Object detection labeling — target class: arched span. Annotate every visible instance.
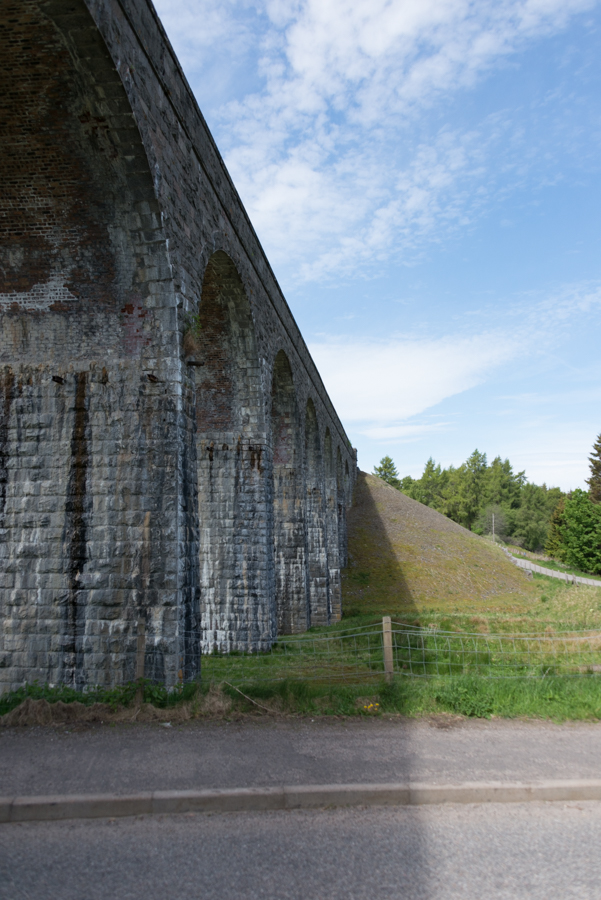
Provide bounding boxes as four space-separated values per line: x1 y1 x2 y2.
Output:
194 251 272 652
271 351 308 634
324 429 342 621
337 446 348 570
305 399 330 626
0 0 356 692
0 0 187 690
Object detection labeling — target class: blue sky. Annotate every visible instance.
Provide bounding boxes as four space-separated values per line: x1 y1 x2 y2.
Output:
154 0 601 490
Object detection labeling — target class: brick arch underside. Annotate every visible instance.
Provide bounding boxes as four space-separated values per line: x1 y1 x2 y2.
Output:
195 252 273 652
0 0 187 693
304 400 330 626
271 351 309 635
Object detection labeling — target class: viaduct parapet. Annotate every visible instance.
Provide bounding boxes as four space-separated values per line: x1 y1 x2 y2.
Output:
0 0 356 692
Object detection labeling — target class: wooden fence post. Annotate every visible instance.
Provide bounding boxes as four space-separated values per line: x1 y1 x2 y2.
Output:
382 616 394 682
136 620 146 703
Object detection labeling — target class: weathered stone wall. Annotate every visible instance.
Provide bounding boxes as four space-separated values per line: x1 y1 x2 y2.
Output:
0 0 356 692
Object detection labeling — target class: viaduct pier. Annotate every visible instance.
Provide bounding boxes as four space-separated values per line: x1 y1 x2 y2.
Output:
0 0 356 692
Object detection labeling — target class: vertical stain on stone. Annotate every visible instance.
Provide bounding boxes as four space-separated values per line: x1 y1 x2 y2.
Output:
181 427 200 682
64 371 89 687
249 444 264 474
0 369 14 521
141 510 151 597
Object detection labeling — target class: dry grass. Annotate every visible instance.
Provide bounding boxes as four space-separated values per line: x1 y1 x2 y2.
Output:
343 472 539 618
0 687 237 727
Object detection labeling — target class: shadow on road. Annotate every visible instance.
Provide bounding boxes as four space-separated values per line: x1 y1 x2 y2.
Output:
341 470 431 894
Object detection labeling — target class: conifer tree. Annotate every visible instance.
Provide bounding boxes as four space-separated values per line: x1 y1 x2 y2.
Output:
545 497 566 560
458 449 488 531
560 489 601 574
587 433 601 503
373 456 400 489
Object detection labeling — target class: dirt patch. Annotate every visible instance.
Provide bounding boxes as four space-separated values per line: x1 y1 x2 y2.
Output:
426 713 466 730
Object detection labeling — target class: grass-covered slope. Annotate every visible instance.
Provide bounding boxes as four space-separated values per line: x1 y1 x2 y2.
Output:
343 471 538 617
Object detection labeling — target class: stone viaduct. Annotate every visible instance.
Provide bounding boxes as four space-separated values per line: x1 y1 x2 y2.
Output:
0 0 356 692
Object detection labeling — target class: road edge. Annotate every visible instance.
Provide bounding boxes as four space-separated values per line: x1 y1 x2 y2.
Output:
2 780 601 823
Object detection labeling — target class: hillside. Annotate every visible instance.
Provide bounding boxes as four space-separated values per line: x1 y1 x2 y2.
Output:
343 472 538 617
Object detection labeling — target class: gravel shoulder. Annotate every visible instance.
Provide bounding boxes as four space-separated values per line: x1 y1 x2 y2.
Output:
2 716 601 798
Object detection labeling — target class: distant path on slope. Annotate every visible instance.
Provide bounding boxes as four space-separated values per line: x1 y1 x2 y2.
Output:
502 548 601 587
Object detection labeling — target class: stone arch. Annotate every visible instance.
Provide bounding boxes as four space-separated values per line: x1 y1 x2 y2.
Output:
304 400 329 626
0 0 172 338
324 429 342 621
194 251 271 651
0 0 186 689
271 351 308 634
337 446 348 570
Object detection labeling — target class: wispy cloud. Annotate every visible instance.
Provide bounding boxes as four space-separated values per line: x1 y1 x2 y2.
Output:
309 331 519 424
154 0 264 103
309 275 601 439
154 0 600 281
157 0 597 280
361 421 452 441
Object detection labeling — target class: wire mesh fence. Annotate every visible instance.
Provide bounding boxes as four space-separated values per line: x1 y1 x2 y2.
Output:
201 623 387 686
390 622 601 679
199 620 601 685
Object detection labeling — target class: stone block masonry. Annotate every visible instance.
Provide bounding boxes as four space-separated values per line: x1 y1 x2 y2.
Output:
0 0 356 691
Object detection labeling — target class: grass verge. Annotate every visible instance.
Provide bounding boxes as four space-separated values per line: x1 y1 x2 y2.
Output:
3 673 601 723
0 678 198 718
226 673 601 721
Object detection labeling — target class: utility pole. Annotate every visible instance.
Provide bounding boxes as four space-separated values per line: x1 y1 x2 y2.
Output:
492 512 495 543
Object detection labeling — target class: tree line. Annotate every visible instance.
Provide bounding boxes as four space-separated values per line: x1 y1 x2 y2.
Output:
373 434 601 573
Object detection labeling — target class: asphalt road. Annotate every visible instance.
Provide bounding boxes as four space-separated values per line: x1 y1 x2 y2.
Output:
3 717 601 796
2 801 601 899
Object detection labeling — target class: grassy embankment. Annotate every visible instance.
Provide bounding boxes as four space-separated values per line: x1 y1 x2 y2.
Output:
210 472 601 718
3 472 601 722
342 472 601 632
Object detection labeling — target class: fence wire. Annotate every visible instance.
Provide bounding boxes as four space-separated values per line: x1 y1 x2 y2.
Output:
201 623 386 686
389 623 601 679
198 622 601 685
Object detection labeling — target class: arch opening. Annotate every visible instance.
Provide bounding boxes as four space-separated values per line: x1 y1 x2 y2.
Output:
305 400 330 626
324 430 342 621
195 251 271 652
337 446 348 570
270 351 308 634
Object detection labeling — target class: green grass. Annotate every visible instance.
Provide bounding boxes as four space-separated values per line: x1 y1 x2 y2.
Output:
5 476 601 724
0 678 199 718
219 673 601 721
343 473 540 618
4 665 601 722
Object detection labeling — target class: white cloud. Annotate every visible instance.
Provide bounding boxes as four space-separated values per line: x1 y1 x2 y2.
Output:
309 332 519 424
154 0 264 103
155 0 599 281
361 421 451 441
490 431 597 489
207 0 596 279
